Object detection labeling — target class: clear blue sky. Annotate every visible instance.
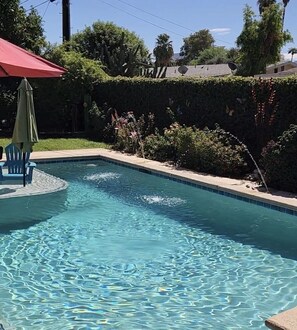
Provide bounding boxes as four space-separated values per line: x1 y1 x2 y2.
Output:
22 0 297 58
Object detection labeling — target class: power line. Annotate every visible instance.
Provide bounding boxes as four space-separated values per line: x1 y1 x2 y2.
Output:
41 0 51 19
115 0 194 33
99 0 185 38
25 0 50 12
20 0 30 5
112 0 232 46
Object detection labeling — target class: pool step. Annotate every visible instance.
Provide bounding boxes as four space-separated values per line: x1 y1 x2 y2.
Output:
265 306 297 329
0 320 15 330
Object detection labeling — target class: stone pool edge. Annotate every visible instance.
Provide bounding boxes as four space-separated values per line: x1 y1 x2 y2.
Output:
30 148 297 215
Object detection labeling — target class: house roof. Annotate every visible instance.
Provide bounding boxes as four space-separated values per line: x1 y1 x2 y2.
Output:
165 64 231 78
255 67 297 78
266 61 297 69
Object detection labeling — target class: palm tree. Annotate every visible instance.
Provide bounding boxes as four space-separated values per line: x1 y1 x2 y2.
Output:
153 34 174 78
288 47 297 61
153 33 174 67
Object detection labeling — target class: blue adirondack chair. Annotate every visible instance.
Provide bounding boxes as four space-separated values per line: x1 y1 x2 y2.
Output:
0 144 36 184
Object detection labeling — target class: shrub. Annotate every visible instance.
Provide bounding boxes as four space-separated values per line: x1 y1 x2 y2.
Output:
174 125 247 177
143 124 247 177
111 111 154 156
261 125 297 192
87 102 106 140
143 131 176 162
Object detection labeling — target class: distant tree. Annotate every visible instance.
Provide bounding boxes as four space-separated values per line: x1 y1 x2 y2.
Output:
194 46 229 64
257 0 290 29
227 47 240 62
236 4 292 76
257 0 276 14
288 47 297 61
180 29 214 63
0 0 46 128
0 0 46 54
70 21 149 77
153 34 174 66
152 33 174 78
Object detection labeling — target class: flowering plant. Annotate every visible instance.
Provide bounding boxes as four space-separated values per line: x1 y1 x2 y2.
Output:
111 110 145 157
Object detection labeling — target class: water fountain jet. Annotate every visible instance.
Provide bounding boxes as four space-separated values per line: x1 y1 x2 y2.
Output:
221 130 269 193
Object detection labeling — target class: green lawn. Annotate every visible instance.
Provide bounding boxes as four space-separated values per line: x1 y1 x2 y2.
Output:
0 138 111 151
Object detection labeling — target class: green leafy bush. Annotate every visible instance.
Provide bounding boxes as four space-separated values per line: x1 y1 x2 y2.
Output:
143 124 247 177
174 125 247 177
261 125 297 192
143 131 176 162
87 102 115 142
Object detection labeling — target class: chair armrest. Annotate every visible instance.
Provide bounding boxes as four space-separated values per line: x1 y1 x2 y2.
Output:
0 161 5 178
27 162 36 168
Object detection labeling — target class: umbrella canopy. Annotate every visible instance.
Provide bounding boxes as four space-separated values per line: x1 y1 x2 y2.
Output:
12 78 38 153
0 38 66 186
0 37 66 77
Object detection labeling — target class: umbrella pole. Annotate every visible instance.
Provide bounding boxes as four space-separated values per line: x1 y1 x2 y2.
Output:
23 152 26 187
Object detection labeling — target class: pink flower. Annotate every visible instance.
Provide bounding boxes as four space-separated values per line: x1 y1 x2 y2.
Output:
130 131 137 138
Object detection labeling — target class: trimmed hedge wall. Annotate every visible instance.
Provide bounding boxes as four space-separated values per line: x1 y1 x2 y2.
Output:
92 76 297 155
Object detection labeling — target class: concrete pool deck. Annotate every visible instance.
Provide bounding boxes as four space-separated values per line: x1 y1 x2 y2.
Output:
1 147 297 330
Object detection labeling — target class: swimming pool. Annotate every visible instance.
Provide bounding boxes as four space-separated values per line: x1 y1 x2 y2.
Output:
0 159 296 329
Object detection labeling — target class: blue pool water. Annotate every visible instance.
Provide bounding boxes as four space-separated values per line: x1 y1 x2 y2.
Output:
0 160 297 329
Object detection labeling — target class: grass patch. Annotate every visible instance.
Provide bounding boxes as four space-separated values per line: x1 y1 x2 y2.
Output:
0 138 111 151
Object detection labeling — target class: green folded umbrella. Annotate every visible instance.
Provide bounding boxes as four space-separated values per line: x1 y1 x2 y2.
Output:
12 78 39 153
12 78 39 186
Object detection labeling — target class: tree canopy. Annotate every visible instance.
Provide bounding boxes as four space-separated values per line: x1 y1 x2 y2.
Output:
257 0 276 14
150 33 174 78
70 21 149 77
153 33 174 66
236 4 292 76
44 45 108 102
0 0 46 54
258 0 291 28
193 46 229 65
180 29 214 63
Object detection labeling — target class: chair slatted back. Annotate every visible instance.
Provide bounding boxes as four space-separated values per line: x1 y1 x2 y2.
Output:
5 144 30 174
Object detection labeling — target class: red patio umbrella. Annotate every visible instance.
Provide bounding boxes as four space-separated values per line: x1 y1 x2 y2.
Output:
0 37 66 77
0 37 67 186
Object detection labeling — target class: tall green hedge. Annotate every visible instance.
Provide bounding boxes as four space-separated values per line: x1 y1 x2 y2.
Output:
92 76 297 155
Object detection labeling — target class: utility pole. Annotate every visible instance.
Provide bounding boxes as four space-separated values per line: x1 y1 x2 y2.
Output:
62 0 71 42
49 0 70 43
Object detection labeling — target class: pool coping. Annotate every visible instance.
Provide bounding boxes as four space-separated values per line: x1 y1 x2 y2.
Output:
28 148 297 216
265 306 297 330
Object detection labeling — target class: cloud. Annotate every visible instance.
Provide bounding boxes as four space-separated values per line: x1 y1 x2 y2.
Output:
210 28 231 35
282 53 292 61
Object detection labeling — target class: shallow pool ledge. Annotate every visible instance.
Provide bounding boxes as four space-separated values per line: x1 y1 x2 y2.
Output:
0 168 68 199
265 306 297 330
